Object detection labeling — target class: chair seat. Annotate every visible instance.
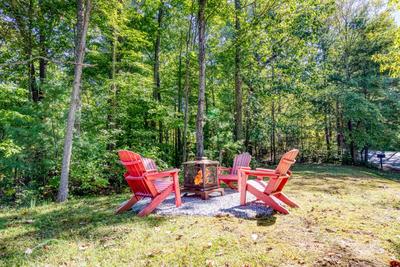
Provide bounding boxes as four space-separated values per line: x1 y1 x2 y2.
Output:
247 179 268 191
153 179 173 193
218 174 239 181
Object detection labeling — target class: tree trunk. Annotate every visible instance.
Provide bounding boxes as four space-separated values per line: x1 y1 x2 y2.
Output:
39 32 47 83
106 20 118 152
364 145 368 164
154 1 164 144
270 64 276 164
57 0 91 202
335 100 342 157
175 31 184 165
234 0 243 141
38 0 46 100
196 0 207 159
347 119 355 164
182 11 194 162
324 114 331 159
271 99 276 163
27 0 40 102
244 85 253 151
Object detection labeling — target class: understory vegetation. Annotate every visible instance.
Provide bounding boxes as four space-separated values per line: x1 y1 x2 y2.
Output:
1 0 400 203
1 165 399 266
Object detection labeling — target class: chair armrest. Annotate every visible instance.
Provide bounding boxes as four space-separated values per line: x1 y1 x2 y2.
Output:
218 167 232 174
238 167 251 170
239 169 279 178
145 169 180 180
255 168 275 172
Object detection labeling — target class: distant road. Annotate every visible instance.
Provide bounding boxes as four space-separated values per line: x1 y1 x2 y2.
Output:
368 151 400 171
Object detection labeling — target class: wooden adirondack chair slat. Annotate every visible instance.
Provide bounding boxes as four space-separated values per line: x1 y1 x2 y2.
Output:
239 149 299 214
218 152 252 190
142 157 158 172
116 150 181 216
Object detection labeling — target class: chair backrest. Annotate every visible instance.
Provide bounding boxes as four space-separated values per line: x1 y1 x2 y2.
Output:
118 150 157 197
142 157 158 172
275 149 299 175
231 152 252 175
265 149 299 194
119 150 147 177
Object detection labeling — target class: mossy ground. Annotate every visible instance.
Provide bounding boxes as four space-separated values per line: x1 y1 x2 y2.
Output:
1 165 399 266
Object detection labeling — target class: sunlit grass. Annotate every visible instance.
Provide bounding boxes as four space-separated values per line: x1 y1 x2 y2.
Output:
1 165 399 266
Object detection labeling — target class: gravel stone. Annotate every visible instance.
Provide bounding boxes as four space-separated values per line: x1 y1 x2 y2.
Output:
129 189 274 218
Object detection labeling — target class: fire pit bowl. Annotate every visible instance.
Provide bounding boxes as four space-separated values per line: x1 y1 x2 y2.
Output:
183 157 224 200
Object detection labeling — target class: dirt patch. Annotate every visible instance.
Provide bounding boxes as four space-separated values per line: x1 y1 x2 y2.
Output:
313 245 378 267
313 242 381 267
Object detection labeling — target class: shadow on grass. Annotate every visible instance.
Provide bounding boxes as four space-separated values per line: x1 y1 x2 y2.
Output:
293 164 400 182
0 195 167 262
255 215 277 226
391 239 400 259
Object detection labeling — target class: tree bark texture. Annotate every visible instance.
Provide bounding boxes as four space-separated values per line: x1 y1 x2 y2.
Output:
57 0 91 202
182 11 194 163
234 0 243 141
196 0 207 159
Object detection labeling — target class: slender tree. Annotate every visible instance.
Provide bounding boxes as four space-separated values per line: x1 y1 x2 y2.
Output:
57 0 91 202
234 0 243 141
154 1 164 144
182 9 195 162
196 0 206 159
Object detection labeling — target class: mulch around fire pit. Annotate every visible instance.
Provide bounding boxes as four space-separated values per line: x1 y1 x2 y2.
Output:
130 189 274 218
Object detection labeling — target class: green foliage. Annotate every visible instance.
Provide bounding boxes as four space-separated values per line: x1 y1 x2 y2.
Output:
0 0 399 203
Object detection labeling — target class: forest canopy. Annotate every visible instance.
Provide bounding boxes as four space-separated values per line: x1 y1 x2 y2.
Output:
0 0 399 204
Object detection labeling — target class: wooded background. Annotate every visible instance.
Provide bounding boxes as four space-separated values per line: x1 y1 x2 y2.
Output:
1 0 399 204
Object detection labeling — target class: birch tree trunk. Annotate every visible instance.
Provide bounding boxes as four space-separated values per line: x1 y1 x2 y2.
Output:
57 0 91 202
196 0 206 159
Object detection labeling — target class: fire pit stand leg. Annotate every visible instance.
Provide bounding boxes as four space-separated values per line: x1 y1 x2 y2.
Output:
183 187 225 200
200 188 224 200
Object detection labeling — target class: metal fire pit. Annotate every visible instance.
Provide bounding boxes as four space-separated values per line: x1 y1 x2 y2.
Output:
183 157 224 200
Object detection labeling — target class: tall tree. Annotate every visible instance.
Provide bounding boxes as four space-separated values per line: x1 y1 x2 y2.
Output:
154 1 164 144
182 9 195 162
234 0 243 142
196 0 206 159
57 0 91 202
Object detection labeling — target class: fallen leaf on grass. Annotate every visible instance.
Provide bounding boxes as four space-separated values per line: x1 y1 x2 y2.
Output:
78 244 89 251
216 251 224 256
205 259 215 266
251 234 258 241
146 249 162 257
102 242 115 248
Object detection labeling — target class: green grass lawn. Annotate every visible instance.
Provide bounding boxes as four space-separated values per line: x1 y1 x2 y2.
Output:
1 165 399 266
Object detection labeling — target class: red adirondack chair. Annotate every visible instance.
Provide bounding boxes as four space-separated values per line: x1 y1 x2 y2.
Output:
218 152 252 190
116 150 182 216
141 157 158 172
239 149 299 214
